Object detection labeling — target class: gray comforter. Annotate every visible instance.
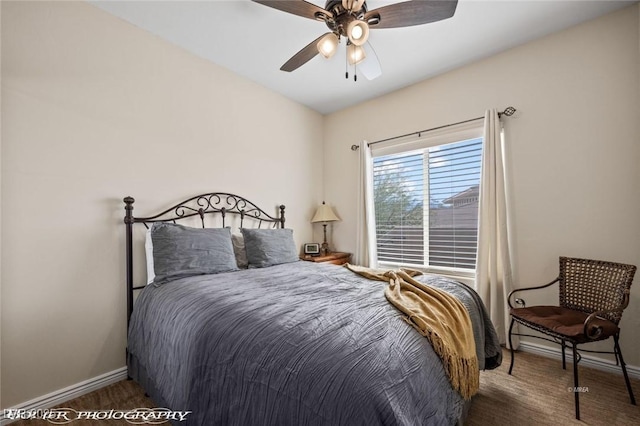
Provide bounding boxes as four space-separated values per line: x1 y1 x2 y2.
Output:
127 261 501 426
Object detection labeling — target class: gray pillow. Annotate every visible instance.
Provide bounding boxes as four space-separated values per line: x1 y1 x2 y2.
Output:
151 223 238 285
241 228 299 268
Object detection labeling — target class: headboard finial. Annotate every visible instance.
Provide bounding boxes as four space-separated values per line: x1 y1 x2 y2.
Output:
124 197 135 224
279 205 286 228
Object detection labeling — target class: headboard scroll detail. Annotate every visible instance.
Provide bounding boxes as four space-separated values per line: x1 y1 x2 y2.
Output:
123 192 285 229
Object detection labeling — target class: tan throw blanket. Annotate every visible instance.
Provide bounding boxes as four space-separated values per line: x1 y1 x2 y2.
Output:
345 264 479 400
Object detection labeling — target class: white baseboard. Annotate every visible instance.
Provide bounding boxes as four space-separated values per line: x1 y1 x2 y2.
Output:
0 367 128 425
517 341 640 379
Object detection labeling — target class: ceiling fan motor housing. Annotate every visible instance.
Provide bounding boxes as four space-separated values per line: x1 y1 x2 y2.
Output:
324 0 369 38
326 0 368 15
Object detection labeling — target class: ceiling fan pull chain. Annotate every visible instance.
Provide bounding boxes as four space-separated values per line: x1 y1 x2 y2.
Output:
345 48 349 79
354 59 358 82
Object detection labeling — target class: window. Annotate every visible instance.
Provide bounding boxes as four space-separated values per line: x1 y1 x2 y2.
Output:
372 134 483 272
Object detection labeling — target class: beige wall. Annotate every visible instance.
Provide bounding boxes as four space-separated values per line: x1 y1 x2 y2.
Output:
0 1 323 407
324 4 640 366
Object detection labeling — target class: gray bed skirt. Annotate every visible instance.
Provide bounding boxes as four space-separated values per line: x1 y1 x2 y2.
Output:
128 352 474 426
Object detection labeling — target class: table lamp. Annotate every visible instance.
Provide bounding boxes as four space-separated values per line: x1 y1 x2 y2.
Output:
311 201 340 256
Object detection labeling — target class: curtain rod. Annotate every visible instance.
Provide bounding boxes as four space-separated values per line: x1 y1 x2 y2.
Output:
350 106 516 151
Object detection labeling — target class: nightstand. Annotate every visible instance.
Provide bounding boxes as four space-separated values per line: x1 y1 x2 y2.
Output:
301 252 352 266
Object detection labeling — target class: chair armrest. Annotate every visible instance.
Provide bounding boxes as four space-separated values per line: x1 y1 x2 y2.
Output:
507 278 559 309
583 289 631 340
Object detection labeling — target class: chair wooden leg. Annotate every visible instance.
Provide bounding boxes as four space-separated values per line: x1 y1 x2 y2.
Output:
561 339 566 370
508 318 516 375
572 342 580 420
614 334 637 405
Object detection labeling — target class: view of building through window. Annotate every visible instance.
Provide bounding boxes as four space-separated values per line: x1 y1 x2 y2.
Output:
373 137 483 270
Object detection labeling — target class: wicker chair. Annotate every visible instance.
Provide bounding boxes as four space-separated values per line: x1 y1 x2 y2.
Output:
507 256 636 420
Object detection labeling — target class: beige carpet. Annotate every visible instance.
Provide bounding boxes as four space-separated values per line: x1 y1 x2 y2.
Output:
7 382 154 426
9 349 640 425
467 349 639 425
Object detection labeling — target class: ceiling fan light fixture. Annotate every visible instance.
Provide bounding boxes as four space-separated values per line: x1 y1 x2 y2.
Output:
347 43 366 65
317 33 339 59
347 20 369 46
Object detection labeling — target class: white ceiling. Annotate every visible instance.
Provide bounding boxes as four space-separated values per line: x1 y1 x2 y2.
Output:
90 0 636 114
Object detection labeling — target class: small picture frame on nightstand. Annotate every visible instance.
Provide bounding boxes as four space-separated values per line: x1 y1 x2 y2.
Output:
303 243 320 257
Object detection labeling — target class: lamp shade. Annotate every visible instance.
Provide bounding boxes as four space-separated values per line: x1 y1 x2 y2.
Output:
311 202 340 223
342 0 365 13
347 20 369 46
347 44 366 65
317 33 339 59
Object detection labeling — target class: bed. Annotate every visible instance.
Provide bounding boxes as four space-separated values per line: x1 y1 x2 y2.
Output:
123 193 502 426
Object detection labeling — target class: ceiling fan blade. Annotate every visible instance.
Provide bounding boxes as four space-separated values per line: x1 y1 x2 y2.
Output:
252 0 332 21
365 0 458 29
359 42 382 80
280 33 329 72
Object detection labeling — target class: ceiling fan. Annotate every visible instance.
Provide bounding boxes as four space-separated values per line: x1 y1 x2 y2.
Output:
252 0 458 81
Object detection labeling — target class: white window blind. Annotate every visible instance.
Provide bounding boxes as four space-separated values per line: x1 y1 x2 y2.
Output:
372 136 483 271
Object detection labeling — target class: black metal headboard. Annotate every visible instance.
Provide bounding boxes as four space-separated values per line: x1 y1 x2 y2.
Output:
123 193 285 328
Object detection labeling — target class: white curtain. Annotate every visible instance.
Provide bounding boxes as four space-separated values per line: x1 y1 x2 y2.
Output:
475 109 516 347
355 140 377 267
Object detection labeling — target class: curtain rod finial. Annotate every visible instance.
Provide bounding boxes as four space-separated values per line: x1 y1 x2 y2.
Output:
502 106 516 116
351 144 360 151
